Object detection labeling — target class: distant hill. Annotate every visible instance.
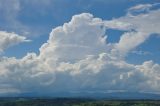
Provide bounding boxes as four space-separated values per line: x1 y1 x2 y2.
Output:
1 91 160 100
0 97 160 106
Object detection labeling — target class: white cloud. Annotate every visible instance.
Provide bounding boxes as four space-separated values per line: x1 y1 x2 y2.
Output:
0 53 55 93
103 8 160 57
128 4 152 13
39 13 107 63
0 4 160 96
0 31 30 53
127 3 160 15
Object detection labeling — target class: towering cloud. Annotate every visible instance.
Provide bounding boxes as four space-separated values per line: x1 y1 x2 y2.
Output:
0 4 160 96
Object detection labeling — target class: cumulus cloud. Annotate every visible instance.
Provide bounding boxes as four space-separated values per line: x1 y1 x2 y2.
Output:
0 31 30 53
0 4 160 96
39 13 107 62
0 53 55 94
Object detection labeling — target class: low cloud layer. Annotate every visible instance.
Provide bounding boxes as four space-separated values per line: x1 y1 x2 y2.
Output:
0 4 160 96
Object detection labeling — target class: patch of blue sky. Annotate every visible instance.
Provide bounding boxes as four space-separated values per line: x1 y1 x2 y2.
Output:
3 35 48 58
127 34 160 64
106 29 125 43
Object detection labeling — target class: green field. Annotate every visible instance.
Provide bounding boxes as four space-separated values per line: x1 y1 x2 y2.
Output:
0 98 160 106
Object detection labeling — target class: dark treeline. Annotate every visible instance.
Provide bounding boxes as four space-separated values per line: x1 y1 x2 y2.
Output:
0 98 160 106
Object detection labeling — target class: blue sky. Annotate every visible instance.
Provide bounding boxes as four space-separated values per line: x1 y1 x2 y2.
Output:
2 0 160 61
0 0 160 96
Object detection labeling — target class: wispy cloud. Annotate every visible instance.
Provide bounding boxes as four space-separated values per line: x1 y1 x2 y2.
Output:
0 31 30 53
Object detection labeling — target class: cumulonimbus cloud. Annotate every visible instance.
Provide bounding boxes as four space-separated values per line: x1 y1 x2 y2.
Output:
0 4 160 96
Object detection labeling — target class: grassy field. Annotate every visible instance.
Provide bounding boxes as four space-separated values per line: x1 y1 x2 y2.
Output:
0 98 159 106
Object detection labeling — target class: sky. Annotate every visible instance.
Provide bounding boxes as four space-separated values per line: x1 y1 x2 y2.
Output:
0 0 160 96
